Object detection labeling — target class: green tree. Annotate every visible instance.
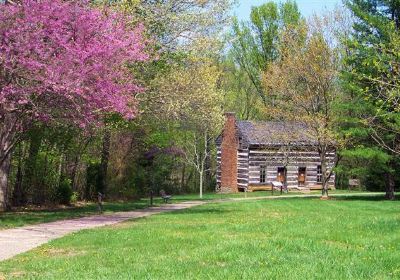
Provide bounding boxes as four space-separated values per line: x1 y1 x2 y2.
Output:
220 56 265 120
263 15 344 198
151 57 224 198
114 0 232 197
228 1 302 107
343 0 400 199
116 0 232 53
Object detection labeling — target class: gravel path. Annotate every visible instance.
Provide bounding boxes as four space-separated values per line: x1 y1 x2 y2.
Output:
0 201 205 262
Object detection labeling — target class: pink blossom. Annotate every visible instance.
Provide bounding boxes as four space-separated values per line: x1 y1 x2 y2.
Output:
0 0 149 126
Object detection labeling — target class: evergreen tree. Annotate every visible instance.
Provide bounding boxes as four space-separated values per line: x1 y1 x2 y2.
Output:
343 0 400 199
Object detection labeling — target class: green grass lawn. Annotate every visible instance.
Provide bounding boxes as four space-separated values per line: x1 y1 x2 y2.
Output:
0 190 379 230
0 196 399 279
172 189 379 201
0 190 385 230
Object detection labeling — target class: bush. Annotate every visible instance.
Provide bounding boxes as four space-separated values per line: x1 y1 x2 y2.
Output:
70 191 79 204
56 179 73 205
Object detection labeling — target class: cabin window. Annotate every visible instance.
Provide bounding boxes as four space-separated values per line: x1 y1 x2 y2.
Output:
260 165 266 183
317 165 322 183
298 167 306 186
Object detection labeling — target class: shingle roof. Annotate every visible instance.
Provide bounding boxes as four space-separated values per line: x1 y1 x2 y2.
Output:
237 121 317 146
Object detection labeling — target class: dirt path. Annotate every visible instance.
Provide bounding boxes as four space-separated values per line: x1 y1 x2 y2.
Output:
0 201 205 262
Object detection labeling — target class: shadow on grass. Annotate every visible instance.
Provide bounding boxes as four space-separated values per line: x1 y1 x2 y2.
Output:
103 202 149 212
163 206 231 215
166 197 214 202
0 200 150 229
334 195 398 202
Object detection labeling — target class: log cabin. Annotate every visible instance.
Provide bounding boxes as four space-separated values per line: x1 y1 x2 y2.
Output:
216 113 336 192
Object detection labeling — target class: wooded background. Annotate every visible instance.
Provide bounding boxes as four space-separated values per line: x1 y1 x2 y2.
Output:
1 0 399 210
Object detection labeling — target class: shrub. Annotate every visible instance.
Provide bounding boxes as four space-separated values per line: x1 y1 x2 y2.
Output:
70 192 79 204
56 179 73 205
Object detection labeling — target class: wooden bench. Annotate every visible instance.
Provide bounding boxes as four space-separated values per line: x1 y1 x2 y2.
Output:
247 183 273 192
160 190 172 203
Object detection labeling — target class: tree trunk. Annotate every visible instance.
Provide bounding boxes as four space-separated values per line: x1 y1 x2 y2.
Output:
0 113 19 211
205 138 212 191
0 152 11 211
72 137 91 196
71 154 80 192
12 143 26 206
385 161 396 200
25 128 43 204
320 152 329 198
199 170 203 199
180 163 186 192
98 130 111 194
57 152 64 186
385 173 395 200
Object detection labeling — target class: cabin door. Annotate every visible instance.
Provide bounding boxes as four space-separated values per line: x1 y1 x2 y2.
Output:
277 167 287 184
298 167 306 187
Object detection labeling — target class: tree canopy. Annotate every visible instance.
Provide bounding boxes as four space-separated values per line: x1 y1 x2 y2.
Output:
343 0 400 198
0 0 149 210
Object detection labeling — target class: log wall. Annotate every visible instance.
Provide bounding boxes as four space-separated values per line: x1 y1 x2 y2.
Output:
248 149 335 188
217 146 336 190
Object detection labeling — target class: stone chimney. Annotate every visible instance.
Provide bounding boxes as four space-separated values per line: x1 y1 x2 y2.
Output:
220 112 238 193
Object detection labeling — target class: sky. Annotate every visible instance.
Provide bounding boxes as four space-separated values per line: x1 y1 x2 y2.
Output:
234 0 344 21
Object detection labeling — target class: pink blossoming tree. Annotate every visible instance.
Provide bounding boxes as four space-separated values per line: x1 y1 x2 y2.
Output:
0 0 148 210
